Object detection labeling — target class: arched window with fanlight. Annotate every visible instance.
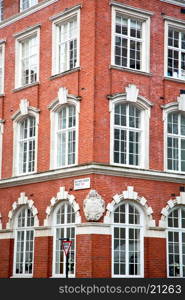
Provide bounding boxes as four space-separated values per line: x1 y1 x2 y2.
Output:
53 202 76 277
13 206 35 277
167 206 185 277
112 201 144 277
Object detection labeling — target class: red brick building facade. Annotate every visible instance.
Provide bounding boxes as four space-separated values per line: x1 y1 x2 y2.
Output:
0 0 185 278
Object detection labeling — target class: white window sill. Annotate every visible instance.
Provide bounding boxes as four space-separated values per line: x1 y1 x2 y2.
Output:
13 171 37 178
13 81 40 93
11 275 33 278
110 65 152 77
164 76 185 83
165 168 185 175
111 162 146 170
50 67 80 80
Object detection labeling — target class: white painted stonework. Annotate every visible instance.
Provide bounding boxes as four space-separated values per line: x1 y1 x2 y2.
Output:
58 87 68 105
83 190 105 221
44 186 81 226
159 192 185 228
177 94 185 111
6 192 39 229
19 99 29 115
104 186 156 227
125 84 139 102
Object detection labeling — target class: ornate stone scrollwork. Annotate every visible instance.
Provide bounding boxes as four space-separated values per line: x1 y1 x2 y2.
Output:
83 190 105 221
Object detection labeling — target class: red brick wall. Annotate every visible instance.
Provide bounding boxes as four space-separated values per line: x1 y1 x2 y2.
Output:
0 238 14 278
33 236 53 278
144 237 167 278
76 234 111 278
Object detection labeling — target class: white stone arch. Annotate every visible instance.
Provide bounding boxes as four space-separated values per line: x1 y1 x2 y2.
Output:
159 192 185 228
104 186 156 227
6 192 39 229
44 186 81 226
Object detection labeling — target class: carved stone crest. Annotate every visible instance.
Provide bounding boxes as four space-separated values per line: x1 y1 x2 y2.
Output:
83 190 105 221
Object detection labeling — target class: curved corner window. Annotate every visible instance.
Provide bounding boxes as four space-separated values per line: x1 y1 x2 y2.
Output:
53 202 76 277
13 207 34 276
112 202 144 277
167 112 185 172
167 207 185 277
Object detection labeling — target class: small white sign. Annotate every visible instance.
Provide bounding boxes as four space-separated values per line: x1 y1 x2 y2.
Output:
74 178 90 190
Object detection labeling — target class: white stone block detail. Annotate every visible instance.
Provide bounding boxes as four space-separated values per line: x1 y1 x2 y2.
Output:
73 203 80 213
28 200 34 208
146 207 153 215
50 197 56 206
159 220 166 229
178 94 185 111
107 203 114 212
123 191 128 199
32 207 38 216
176 196 181 204
167 200 175 208
140 197 147 206
19 99 29 115
8 211 13 219
46 206 51 215
113 194 121 204
68 195 75 204
125 84 139 102
58 87 68 104
180 192 185 203
104 215 111 224
161 207 168 216
148 219 156 227
12 202 17 210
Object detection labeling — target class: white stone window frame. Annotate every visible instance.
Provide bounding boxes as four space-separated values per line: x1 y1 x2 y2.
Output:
111 200 145 278
51 8 80 76
20 0 38 12
164 18 185 81
111 5 151 73
159 192 185 278
49 88 80 170
104 186 156 278
109 85 152 169
6 192 39 278
0 41 5 95
44 186 81 278
13 205 35 278
52 201 76 278
166 206 185 278
12 101 40 177
15 26 40 89
162 98 185 173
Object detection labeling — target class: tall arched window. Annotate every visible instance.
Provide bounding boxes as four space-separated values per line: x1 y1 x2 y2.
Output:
167 112 185 172
167 207 185 277
113 103 141 166
53 202 76 277
18 116 36 174
112 202 144 277
56 105 76 167
13 206 34 277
